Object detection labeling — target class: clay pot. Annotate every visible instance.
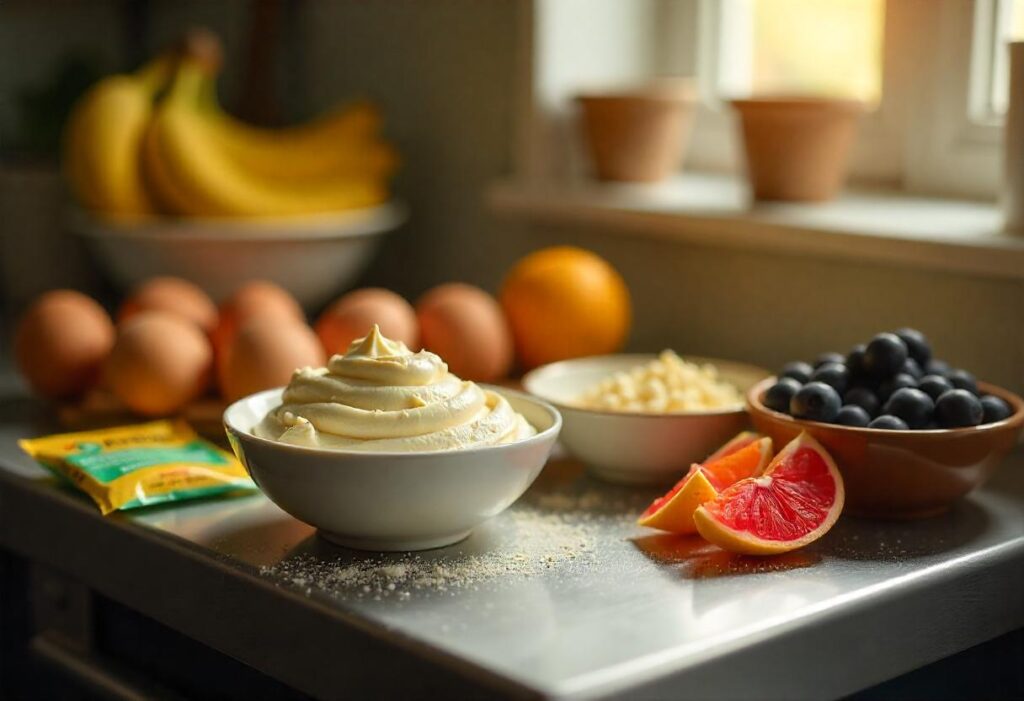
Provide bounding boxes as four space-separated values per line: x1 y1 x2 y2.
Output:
730 97 864 202
576 81 695 183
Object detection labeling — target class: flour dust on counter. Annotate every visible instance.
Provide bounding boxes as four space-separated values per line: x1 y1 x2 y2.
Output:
262 509 595 600
260 472 652 601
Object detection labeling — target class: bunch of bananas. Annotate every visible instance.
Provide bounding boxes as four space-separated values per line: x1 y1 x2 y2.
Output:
63 34 396 219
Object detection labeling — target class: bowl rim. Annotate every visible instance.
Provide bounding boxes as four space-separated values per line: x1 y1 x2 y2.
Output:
747 376 1024 435
67 201 408 242
223 384 563 458
522 353 771 419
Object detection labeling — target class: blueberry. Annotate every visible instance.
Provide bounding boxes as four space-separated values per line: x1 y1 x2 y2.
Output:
882 387 934 429
810 362 849 394
948 369 978 395
878 373 917 402
864 333 908 378
844 386 880 417
980 395 1013 424
900 358 923 380
918 374 954 402
814 352 846 369
869 415 909 430
925 359 951 378
834 405 871 427
934 389 983 428
846 344 868 380
895 328 932 366
780 361 814 384
790 382 842 423
764 377 802 413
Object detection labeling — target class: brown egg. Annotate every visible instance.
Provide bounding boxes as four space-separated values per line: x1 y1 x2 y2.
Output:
221 317 326 403
118 276 218 333
14 290 115 399
106 312 213 416
315 288 418 356
416 283 513 382
212 280 305 356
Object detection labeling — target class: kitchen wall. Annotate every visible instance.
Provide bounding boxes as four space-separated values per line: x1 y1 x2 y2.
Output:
297 0 522 297
1 0 1020 393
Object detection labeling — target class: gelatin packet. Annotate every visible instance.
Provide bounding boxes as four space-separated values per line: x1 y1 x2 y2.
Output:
19 420 256 514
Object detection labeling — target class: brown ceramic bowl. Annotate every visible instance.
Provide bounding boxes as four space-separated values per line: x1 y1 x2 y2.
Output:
747 377 1024 519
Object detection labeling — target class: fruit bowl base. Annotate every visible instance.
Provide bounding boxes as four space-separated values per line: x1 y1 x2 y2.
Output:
318 528 473 552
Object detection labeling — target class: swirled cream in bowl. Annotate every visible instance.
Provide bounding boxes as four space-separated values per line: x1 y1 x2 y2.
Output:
225 326 560 551
256 325 535 451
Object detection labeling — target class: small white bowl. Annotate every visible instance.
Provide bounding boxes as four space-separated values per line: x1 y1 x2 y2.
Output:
523 354 769 485
223 386 561 551
69 202 406 308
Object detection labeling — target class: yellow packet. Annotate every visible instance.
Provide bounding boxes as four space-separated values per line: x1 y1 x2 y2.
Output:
19 420 256 514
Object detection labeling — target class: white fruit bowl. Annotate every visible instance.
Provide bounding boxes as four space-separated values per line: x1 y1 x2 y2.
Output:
223 386 561 552
523 354 770 485
69 202 406 308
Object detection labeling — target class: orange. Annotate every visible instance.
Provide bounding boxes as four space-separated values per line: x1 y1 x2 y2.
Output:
638 435 773 534
694 433 845 555
500 246 630 369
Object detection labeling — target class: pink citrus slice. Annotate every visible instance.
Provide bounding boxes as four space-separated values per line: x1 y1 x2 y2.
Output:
693 432 845 555
638 435 773 534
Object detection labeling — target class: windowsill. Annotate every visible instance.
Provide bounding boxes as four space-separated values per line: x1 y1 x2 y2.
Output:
487 173 1024 280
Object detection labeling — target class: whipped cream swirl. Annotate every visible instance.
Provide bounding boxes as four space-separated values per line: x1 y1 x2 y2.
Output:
255 325 535 452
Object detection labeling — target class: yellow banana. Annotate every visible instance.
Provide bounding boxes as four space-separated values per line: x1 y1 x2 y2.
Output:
143 60 387 217
195 75 399 182
63 57 172 217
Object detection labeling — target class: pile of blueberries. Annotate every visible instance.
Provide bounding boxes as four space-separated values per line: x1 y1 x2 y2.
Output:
763 329 1014 430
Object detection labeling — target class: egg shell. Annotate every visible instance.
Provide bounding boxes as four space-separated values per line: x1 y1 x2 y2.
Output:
118 276 218 333
106 311 213 416
212 280 305 355
221 317 326 403
315 288 418 356
212 281 306 380
15 290 115 400
416 283 513 382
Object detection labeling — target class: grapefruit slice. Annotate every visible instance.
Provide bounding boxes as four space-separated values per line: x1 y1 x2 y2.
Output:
693 432 844 555
638 435 773 534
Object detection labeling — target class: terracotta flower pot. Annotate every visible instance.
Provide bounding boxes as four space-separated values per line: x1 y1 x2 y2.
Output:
730 97 864 202
576 81 695 183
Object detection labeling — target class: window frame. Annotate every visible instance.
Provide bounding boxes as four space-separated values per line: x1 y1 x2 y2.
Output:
515 0 1007 200
675 0 1009 198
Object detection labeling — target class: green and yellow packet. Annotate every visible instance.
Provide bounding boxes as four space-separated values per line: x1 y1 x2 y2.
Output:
19 420 256 514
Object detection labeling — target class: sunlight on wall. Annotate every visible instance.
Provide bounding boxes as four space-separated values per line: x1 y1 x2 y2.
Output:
1012 0 1024 37
750 0 884 103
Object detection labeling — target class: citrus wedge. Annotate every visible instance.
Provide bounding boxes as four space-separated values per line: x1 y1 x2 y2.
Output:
693 432 845 555
705 430 760 463
638 435 773 534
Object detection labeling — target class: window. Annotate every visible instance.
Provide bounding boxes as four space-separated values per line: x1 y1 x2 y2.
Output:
684 0 900 185
716 0 885 104
976 0 1024 119
686 0 1013 197
519 0 1013 200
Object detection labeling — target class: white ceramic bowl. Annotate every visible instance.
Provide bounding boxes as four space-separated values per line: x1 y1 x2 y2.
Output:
69 203 406 308
223 386 561 551
522 354 770 485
